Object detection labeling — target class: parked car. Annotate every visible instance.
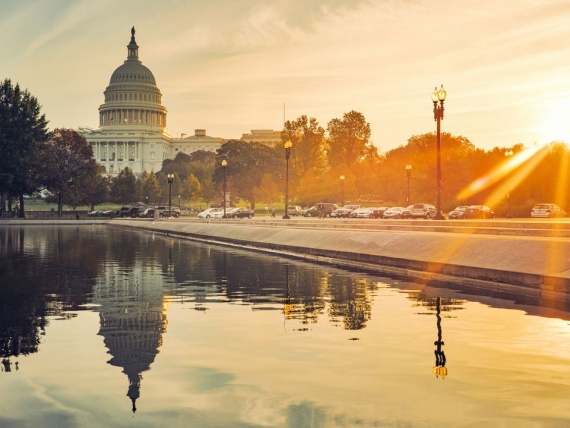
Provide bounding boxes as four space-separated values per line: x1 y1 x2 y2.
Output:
371 207 388 218
401 205 414 219
198 208 222 218
155 206 181 218
287 205 302 216
410 203 437 219
464 205 495 219
87 210 102 217
383 207 406 219
116 206 132 217
302 203 338 217
530 203 566 218
227 207 255 219
448 206 469 219
130 206 148 218
331 205 360 218
350 207 376 218
101 209 115 217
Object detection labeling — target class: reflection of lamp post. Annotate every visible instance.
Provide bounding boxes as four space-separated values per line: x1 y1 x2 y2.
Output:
432 85 447 220
405 164 412 205
222 159 227 218
433 297 447 379
505 150 513 219
283 140 293 219
167 173 174 217
340 175 345 206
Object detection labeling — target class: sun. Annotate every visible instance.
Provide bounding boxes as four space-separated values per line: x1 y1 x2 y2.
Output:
540 98 570 144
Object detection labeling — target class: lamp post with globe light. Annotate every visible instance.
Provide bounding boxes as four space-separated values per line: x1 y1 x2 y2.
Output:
283 140 293 219
405 164 412 205
221 160 228 218
167 173 174 217
505 149 513 218
432 85 447 220
340 175 345 206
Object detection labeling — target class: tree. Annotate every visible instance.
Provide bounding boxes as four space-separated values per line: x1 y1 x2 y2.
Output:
40 128 104 216
326 110 371 168
110 167 137 205
181 173 201 202
138 170 162 204
214 140 284 209
0 79 49 217
282 115 325 178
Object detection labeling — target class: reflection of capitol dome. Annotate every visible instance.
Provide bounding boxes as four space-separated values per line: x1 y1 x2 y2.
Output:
94 263 168 413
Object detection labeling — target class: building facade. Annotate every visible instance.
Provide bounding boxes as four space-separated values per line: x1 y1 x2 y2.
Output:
81 28 223 176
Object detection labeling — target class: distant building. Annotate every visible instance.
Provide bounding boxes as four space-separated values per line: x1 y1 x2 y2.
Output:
80 28 223 176
241 129 282 148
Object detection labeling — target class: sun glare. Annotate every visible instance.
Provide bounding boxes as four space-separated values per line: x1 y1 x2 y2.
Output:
540 98 570 144
457 145 549 206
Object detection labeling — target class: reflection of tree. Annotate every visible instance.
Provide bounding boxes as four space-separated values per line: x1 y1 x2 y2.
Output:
0 227 100 371
327 277 375 330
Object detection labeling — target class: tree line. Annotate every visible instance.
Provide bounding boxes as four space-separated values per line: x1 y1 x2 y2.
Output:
1 78 568 217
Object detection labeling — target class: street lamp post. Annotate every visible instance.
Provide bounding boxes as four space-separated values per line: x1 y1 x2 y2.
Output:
340 175 345 206
167 173 174 217
283 140 293 219
178 195 181 210
405 164 412 205
222 159 227 218
505 149 513 218
432 85 447 220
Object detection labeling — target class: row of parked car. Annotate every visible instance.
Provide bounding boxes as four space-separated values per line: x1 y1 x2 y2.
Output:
87 205 181 218
197 207 255 219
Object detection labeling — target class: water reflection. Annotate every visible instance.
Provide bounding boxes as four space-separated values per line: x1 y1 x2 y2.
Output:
433 297 447 379
3 226 570 426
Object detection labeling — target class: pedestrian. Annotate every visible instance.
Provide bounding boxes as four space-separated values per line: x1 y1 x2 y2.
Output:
318 203 325 219
76 213 80 220
271 206 276 217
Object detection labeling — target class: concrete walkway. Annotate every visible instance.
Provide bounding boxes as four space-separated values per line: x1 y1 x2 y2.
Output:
104 217 570 300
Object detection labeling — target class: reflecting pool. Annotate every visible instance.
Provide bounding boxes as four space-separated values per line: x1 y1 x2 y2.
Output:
1 225 570 427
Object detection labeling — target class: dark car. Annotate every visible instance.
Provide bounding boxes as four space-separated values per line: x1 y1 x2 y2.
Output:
371 207 388 218
302 203 338 218
464 205 495 219
448 206 469 219
401 205 414 219
228 207 255 219
116 206 132 217
331 205 360 218
129 206 148 218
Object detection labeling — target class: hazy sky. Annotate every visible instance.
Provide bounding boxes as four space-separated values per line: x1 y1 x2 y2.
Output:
2 0 570 152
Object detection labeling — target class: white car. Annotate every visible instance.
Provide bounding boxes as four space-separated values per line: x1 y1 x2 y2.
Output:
349 207 376 218
197 208 222 218
530 204 566 218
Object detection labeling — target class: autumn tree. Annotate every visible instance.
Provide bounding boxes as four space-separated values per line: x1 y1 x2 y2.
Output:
0 79 49 216
282 115 325 178
138 170 162 204
326 110 371 168
40 128 104 215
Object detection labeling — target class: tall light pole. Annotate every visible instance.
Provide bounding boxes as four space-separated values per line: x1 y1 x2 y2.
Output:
283 140 293 219
432 85 447 220
221 159 227 218
340 175 345 206
167 173 174 217
178 195 181 210
405 164 412 205
505 149 513 218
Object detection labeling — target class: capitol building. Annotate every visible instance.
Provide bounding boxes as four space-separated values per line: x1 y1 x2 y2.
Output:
80 28 227 176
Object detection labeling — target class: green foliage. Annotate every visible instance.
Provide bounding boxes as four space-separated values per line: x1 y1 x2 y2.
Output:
40 128 104 214
110 167 137 205
0 79 49 216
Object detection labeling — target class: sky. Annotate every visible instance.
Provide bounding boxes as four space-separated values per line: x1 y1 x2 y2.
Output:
2 0 570 153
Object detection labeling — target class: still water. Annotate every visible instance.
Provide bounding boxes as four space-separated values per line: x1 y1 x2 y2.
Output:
1 225 570 427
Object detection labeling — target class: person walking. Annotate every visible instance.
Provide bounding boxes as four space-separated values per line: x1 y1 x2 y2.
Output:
271 206 276 217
